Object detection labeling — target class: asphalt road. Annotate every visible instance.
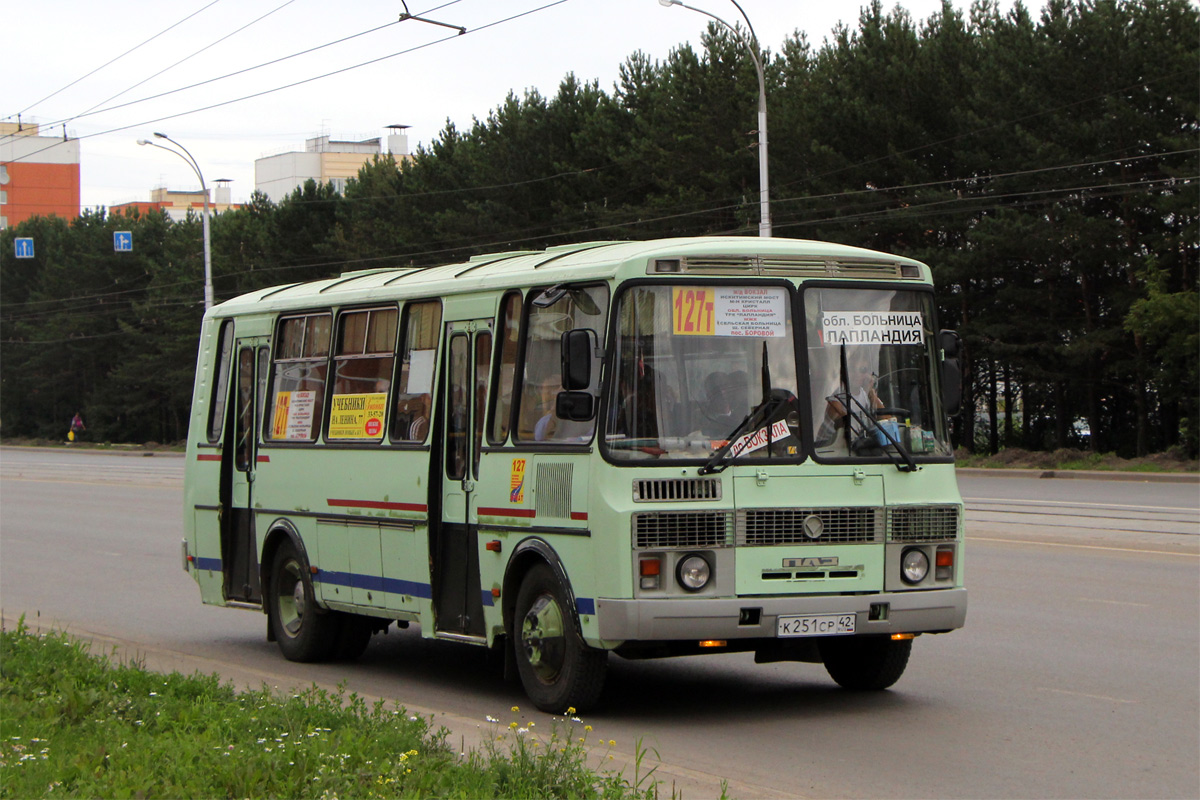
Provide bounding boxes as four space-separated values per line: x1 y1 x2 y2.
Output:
1 448 1197 798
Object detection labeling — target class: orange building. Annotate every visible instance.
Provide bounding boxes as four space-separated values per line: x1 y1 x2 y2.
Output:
110 182 241 222
0 122 80 230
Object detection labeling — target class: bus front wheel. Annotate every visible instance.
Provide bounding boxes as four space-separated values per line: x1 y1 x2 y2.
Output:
269 542 338 662
819 635 911 690
513 563 607 713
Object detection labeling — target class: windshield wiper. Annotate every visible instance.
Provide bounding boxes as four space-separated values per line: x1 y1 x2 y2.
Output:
837 344 918 472
698 388 792 475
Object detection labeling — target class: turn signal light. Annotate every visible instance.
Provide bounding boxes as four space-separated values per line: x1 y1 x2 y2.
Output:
892 633 915 641
640 557 661 590
699 640 727 648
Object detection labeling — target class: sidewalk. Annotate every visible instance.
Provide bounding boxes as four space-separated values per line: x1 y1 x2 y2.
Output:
956 467 1198 483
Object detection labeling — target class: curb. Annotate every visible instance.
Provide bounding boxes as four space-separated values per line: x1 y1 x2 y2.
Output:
956 467 1198 483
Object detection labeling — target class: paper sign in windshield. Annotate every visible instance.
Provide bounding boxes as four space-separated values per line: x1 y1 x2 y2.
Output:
327 392 387 439
672 287 787 337
272 390 317 440
728 419 791 457
821 311 923 346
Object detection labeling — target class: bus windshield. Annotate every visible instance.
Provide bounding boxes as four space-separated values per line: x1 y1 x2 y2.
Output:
804 286 953 461
605 284 801 461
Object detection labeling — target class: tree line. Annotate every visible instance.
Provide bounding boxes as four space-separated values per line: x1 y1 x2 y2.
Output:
2 0 1195 455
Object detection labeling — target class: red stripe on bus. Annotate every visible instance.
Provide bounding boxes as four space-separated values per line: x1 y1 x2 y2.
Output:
196 454 222 462
327 498 428 512
257 455 270 463
570 512 588 521
478 507 537 519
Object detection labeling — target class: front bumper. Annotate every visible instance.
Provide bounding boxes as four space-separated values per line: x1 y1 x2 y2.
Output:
597 587 966 641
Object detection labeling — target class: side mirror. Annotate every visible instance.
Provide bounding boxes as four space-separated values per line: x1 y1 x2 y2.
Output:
561 329 595 391
556 390 595 421
938 329 963 416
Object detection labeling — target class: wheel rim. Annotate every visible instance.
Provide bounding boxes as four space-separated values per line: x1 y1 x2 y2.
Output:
276 559 305 639
521 593 566 684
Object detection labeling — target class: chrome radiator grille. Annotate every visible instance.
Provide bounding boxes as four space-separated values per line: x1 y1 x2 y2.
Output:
886 505 960 542
633 511 733 549
633 477 722 502
736 508 884 545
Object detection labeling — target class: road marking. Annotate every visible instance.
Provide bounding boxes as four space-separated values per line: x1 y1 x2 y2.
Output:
1078 597 1153 608
967 535 1199 557
1037 687 1135 705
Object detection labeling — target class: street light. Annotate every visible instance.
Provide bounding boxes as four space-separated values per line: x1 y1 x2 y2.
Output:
659 0 771 237
137 132 214 309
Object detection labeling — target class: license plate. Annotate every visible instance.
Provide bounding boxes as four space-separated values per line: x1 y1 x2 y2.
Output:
777 613 856 637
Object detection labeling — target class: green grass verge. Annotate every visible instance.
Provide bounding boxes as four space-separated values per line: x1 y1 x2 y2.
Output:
0 619 671 799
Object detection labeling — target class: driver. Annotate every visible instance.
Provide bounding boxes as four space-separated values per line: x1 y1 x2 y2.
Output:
816 359 884 446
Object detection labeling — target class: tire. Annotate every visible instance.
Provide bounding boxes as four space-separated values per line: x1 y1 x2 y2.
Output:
332 613 376 661
820 635 912 690
268 542 338 662
513 562 607 713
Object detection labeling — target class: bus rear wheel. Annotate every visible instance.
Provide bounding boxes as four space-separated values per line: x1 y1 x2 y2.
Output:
819 635 911 690
513 563 607 713
269 542 338 662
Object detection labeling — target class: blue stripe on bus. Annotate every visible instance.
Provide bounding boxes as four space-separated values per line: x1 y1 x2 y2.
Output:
314 570 434 599
193 556 222 571
481 590 495 607
576 597 595 616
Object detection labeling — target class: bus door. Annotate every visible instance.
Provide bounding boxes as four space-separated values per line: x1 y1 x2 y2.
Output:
221 339 269 604
432 320 493 637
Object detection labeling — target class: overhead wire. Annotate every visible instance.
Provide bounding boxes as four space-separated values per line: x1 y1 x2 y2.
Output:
2 0 571 165
7 0 224 120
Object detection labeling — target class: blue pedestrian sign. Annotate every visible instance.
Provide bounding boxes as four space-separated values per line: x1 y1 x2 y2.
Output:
114 231 133 252
14 237 34 258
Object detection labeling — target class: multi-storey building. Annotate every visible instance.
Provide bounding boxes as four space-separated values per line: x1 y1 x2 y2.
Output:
255 125 411 203
0 122 80 229
110 182 240 222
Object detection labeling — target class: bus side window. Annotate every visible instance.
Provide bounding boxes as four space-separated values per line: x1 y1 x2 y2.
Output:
391 300 442 443
515 284 608 443
327 307 397 442
206 320 235 442
489 291 522 444
265 313 331 442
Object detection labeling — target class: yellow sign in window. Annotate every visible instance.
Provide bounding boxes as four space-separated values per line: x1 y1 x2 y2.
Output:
672 287 716 335
327 393 387 439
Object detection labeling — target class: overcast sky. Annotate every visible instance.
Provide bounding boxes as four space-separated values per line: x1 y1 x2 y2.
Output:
7 0 1010 209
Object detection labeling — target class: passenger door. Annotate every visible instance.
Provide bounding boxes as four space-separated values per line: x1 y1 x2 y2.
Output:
431 320 493 637
221 339 268 603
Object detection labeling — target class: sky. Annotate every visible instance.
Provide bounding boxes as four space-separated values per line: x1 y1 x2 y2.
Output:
6 0 1011 209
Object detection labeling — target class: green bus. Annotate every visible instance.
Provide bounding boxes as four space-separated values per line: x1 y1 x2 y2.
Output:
182 236 967 712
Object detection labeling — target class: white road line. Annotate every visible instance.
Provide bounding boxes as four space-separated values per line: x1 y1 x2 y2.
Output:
967 535 1200 557
1037 687 1135 705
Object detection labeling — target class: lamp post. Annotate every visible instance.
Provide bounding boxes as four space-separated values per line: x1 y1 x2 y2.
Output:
659 0 771 237
137 132 214 308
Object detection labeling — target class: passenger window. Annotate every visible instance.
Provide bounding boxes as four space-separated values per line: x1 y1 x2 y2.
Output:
391 301 442 443
328 307 397 441
266 313 331 441
489 292 522 444
206 320 235 442
515 284 608 444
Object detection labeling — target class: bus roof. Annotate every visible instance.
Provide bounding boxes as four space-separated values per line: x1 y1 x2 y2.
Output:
210 236 930 317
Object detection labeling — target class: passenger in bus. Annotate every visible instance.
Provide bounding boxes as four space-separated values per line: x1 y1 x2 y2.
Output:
394 394 429 441
700 370 749 438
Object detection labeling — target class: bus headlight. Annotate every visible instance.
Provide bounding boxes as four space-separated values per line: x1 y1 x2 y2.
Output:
676 554 712 592
901 548 930 585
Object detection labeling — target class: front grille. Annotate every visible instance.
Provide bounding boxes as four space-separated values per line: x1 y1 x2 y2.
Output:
633 511 733 549
633 478 722 502
737 508 883 546
887 505 960 542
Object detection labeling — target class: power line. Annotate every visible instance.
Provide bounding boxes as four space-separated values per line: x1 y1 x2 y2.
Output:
8 0 224 120
76 0 301 120
3 0 571 166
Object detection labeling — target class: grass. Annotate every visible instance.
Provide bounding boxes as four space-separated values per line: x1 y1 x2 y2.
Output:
0 618 674 799
952 446 1198 473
